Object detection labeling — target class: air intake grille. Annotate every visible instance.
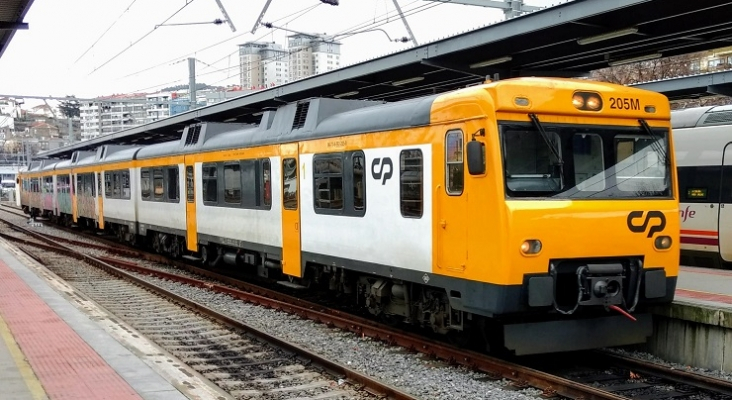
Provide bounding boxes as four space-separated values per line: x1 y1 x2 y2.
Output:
185 125 202 146
292 102 310 130
703 112 732 125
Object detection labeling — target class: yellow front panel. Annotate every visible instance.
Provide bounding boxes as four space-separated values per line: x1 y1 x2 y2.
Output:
280 143 301 277
499 200 679 285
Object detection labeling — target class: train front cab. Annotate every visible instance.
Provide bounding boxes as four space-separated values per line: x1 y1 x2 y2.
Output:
448 79 679 355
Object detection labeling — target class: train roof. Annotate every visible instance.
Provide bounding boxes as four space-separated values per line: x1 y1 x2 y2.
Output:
54 159 72 170
41 161 59 171
96 145 142 164
135 95 436 159
671 105 732 129
26 77 673 169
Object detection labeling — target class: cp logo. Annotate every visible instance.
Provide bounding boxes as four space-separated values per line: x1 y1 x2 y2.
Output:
371 157 393 185
626 211 666 238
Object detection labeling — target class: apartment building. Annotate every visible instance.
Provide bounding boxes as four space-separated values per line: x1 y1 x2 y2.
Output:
287 34 341 82
239 42 289 89
79 95 147 141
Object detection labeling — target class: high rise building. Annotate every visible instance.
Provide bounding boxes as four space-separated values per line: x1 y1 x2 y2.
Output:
79 95 147 141
239 42 289 89
287 34 341 82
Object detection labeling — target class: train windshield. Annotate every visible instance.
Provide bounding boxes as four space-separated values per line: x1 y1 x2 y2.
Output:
499 121 671 199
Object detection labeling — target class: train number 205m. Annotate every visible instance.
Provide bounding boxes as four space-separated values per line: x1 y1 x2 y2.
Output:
609 97 640 110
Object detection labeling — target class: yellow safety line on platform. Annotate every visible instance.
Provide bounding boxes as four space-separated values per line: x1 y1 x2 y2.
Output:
0 313 48 400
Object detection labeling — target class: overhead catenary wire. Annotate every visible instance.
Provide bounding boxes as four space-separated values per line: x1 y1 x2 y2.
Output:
124 0 433 83
74 0 139 65
205 0 448 87
119 0 453 97
122 2 323 79
90 0 198 75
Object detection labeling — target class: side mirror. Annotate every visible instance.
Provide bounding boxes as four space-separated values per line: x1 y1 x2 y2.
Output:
467 140 485 175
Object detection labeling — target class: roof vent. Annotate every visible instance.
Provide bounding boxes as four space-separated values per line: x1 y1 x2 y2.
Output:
185 125 202 146
702 111 732 126
292 102 310 130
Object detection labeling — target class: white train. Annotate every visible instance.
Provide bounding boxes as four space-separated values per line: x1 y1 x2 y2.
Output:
673 104 732 268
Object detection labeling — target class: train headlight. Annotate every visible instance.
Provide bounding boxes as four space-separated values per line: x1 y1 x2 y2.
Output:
572 91 603 111
520 239 542 255
572 94 585 109
585 95 602 110
654 236 672 250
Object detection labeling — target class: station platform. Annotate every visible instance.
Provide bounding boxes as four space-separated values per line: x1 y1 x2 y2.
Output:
0 238 233 400
674 265 732 308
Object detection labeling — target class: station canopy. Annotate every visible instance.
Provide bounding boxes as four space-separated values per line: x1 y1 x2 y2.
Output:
0 0 33 60
39 0 732 159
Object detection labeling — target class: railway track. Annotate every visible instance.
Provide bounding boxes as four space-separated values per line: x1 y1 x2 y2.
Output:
0 213 416 400
5 206 732 400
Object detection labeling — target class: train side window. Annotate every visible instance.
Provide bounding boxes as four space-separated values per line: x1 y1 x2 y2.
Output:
141 169 151 200
283 158 298 210
104 172 113 198
112 172 121 198
153 169 164 201
241 160 257 208
314 154 343 210
224 163 241 204
678 166 721 203
262 159 271 208
400 149 423 218
186 166 194 203
122 170 130 199
166 167 179 202
445 130 464 195
353 152 365 211
202 164 218 203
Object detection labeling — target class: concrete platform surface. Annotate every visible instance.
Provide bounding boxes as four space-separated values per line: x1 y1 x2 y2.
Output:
0 237 233 400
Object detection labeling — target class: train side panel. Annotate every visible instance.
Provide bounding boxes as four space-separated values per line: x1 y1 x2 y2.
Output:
136 163 186 238
674 123 728 266
101 166 137 232
194 158 282 254
299 142 433 274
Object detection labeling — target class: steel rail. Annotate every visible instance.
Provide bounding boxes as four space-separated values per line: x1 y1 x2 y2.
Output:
0 217 420 400
0 213 629 400
597 350 732 397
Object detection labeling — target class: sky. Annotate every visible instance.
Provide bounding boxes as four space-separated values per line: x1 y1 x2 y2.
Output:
0 0 566 105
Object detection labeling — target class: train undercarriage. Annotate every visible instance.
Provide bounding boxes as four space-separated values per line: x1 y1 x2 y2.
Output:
26 213 662 356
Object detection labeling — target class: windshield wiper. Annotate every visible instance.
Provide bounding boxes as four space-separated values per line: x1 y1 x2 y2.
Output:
528 113 564 167
638 118 669 166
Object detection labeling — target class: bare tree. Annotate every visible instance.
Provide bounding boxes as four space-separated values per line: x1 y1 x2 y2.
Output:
590 52 703 85
589 50 732 109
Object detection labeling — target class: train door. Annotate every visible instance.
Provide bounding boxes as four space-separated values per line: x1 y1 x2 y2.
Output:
280 143 302 277
184 161 198 252
72 173 78 223
97 171 104 229
436 129 468 274
719 143 732 262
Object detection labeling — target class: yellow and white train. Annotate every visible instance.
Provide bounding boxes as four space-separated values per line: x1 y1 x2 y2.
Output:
19 77 679 355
